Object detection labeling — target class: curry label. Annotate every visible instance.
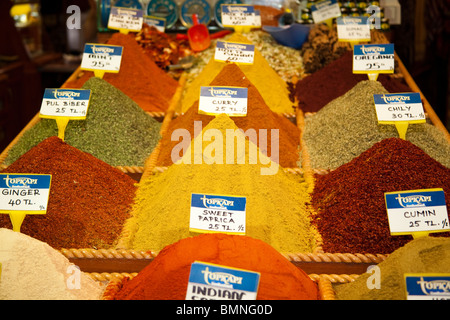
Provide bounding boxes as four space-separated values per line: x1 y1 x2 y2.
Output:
384 189 449 235
214 40 255 65
353 44 395 74
189 193 247 234
198 86 248 116
40 89 91 119
108 6 143 32
310 0 341 24
336 16 371 42
405 274 450 300
186 261 260 300
0 174 51 213
373 93 425 122
81 44 123 73
221 4 261 27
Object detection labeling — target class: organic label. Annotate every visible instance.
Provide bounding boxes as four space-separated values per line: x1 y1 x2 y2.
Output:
186 261 260 300
198 86 248 117
108 6 143 32
310 0 341 23
81 44 123 74
214 40 255 65
353 43 395 74
189 193 247 234
373 93 425 123
40 89 91 119
337 16 371 42
405 274 450 300
384 188 449 236
221 4 261 27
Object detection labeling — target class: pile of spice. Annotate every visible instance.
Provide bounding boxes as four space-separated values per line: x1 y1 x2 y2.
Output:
0 136 137 249
334 237 450 300
0 228 104 300
157 63 300 168
119 114 318 254
301 80 450 170
64 32 179 112
300 23 351 74
292 50 412 113
4 77 161 167
181 32 295 114
311 138 450 255
111 233 319 300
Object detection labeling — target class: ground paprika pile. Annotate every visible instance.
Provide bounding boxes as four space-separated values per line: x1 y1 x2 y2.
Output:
64 32 179 112
157 63 300 168
0 136 137 249
311 137 450 255
112 233 319 300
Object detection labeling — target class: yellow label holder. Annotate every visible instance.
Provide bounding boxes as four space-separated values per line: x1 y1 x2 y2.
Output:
378 119 425 140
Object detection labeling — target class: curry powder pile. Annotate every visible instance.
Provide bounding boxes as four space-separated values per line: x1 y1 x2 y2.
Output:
0 136 137 249
119 114 318 254
157 63 300 168
180 33 295 114
4 77 161 167
112 233 319 300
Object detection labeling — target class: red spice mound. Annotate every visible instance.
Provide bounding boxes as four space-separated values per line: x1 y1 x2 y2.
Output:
0 136 137 249
112 233 319 300
157 63 301 168
292 51 413 113
311 138 450 255
64 32 179 112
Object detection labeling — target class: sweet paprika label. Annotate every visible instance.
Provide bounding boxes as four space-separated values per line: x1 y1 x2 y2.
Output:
186 261 260 300
384 188 450 236
108 6 144 32
81 43 123 74
214 40 255 65
198 86 248 117
221 4 261 28
189 193 247 235
40 88 91 119
310 0 341 24
404 274 450 300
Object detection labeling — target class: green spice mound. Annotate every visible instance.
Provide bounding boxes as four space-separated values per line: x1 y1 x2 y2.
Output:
4 77 161 167
301 80 450 170
334 237 450 300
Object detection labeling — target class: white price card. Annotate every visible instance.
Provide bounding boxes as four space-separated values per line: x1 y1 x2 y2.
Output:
373 93 425 123
221 4 261 27
310 0 341 24
336 16 371 42
40 89 91 119
214 40 255 65
384 189 450 236
0 174 52 213
143 15 165 32
81 43 123 73
198 86 248 117
108 6 143 32
189 193 247 234
353 43 395 74
186 261 260 300
405 274 450 300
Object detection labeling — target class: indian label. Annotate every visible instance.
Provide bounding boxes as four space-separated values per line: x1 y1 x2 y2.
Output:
353 43 395 74
214 40 255 65
108 6 143 32
373 93 426 123
221 4 261 27
384 188 449 236
310 0 341 23
198 86 248 117
405 274 450 300
81 44 123 73
186 261 260 300
0 174 52 213
189 193 247 234
40 89 91 119
336 16 371 42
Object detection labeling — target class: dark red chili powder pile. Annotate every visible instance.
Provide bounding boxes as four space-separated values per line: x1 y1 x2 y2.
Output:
157 63 301 168
292 51 413 113
0 136 137 249
311 137 450 255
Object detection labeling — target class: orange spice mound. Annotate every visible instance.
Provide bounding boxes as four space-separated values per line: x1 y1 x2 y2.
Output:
156 63 301 168
65 32 179 112
111 233 319 300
